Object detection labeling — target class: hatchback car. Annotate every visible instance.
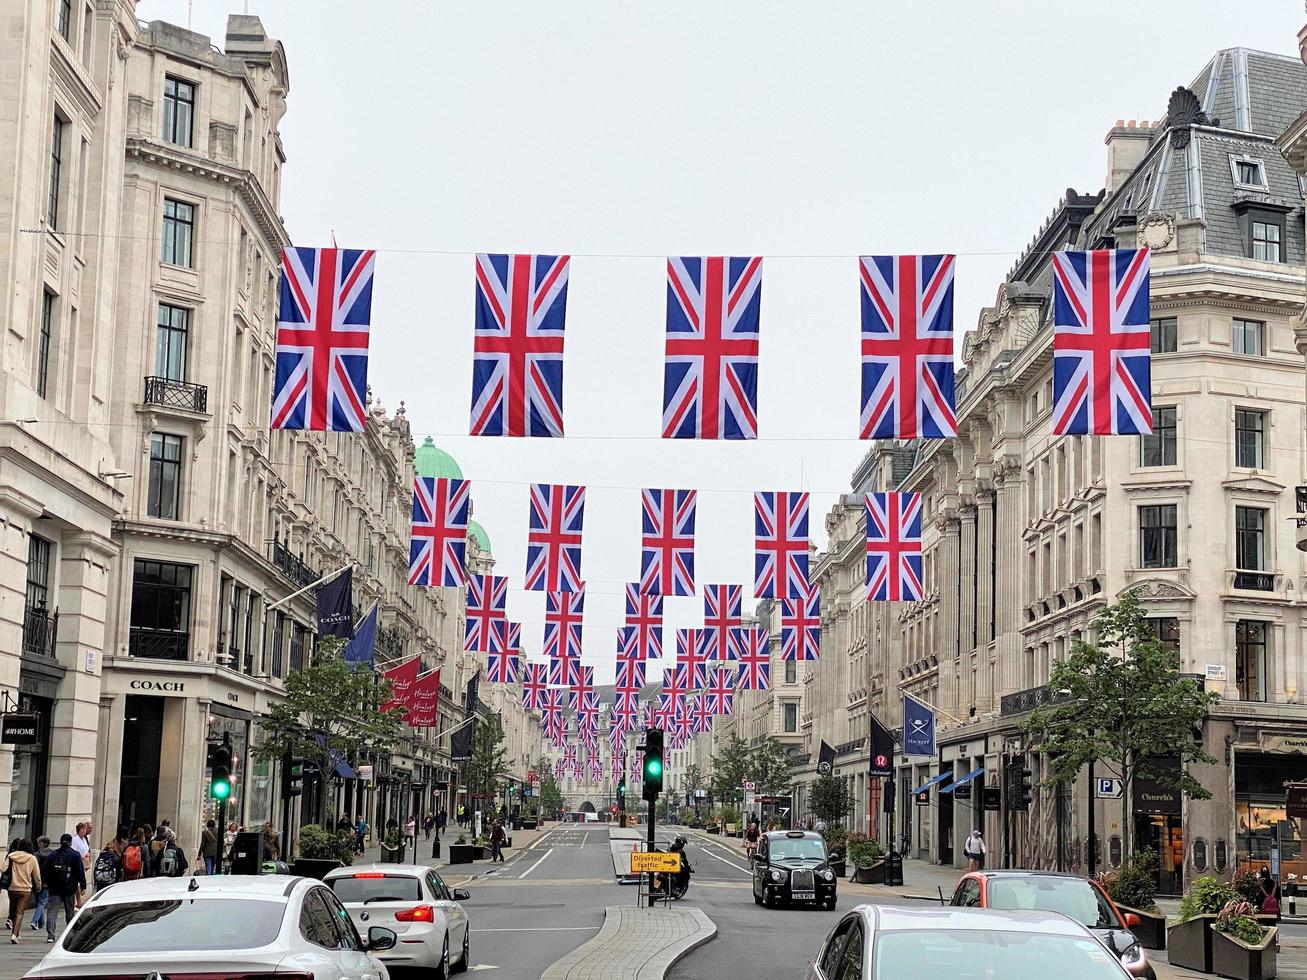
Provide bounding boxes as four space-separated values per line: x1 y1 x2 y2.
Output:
751 829 838 909
325 864 470 978
807 904 1134 979
24 875 395 980
949 870 1155 978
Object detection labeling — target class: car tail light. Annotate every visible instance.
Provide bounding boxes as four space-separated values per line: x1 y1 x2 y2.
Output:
352 872 386 878
394 905 435 923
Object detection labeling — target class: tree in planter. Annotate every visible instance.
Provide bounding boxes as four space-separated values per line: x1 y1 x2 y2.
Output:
810 773 852 828
1026 591 1216 854
254 637 406 807
709 734 750 807
465 714 510 807
749 736 795 796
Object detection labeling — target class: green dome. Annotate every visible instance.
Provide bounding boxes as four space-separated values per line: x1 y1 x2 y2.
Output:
468 520 491 555
414 436 462 480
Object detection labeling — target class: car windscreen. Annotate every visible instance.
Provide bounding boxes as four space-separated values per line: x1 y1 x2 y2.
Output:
873 929 1128 978
768 837 827 861
986 877 1118 929
63 899 285 953
327 874 422 903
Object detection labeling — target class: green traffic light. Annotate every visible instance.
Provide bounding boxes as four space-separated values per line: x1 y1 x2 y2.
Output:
211 778 232 801
645 759 663 778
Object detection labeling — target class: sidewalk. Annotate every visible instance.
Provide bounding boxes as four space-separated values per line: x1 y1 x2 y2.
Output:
540 906 715 980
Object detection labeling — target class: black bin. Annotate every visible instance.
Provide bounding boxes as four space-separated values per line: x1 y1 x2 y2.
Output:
228 832 266 875
884 851 904 887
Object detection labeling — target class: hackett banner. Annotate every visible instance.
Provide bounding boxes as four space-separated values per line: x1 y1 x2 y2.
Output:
902 694 936 757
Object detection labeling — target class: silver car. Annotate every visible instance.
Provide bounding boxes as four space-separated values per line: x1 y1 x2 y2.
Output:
807 905 1134 979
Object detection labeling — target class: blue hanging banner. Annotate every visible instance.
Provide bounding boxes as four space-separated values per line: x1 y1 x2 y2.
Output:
902 694 935 757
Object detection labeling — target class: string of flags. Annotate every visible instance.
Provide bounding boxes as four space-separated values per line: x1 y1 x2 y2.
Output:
283 243 1155 752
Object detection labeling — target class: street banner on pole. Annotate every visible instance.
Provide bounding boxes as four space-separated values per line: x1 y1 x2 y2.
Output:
316 565 354 637
902 694 936 756
817 740 836 776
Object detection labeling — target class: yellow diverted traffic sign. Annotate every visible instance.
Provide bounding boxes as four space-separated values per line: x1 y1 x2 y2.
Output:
630 851 681 874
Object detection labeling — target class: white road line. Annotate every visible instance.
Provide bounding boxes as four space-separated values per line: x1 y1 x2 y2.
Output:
475 926 598 932
695 843 752 875
518 847 554 878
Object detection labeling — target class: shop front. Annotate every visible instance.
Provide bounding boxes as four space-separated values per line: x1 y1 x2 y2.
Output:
1236 750 1306 879
7 682 54 843
1132 765 1184 896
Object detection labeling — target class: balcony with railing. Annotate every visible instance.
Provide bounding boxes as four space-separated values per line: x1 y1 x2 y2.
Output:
143 376 208 414
22 605 57 659
129 628 189 660
272 538 318 591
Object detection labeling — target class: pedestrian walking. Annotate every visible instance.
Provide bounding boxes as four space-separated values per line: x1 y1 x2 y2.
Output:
354 817 367 855
42 834 86 944
261 821 281 862
489 821 506 863
121 830 152 881
423 813 434 841
91 840 123 892
404 816 416 850
4 839 42 943
152 832 187 878
436 811 446 837
963 828 987 871
29 837 52 933
198 821 219 875
69 823 92 870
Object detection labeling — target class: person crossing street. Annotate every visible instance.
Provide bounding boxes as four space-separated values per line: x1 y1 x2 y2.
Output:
41 834 85 944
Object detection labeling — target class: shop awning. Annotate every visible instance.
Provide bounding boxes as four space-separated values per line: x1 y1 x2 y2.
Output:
939 767 985 794
911 771 952 796
334 757 358 779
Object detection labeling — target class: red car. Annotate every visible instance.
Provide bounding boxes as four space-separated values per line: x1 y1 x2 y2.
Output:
949 870 1155 979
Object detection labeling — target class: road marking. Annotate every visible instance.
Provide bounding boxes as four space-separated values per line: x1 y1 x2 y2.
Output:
518 847 554 878
474 926 598 932
468 964 499 972
694 842 752 875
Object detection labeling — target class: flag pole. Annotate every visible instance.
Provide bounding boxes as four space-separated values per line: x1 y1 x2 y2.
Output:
353 599 380 633
903 689 967 725
266 562 353 613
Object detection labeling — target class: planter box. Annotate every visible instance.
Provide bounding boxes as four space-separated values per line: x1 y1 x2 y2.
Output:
830 859 847 879
1167 915 1217 974
851 861 886 885
448 844 478 865
521 819 538 830
291 858 343 881
705 825 721 835
1118 906 1166 951
1211 925 1277 980
380 846 406 865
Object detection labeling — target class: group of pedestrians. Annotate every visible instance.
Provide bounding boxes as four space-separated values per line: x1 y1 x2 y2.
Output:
2 823 94 944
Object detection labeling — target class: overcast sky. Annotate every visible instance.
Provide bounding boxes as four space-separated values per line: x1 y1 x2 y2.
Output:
141 0 1303 680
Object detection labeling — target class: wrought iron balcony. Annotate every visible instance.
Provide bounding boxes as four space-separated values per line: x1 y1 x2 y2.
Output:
21 605 57 659
1234 570 1275 592
129 627 190 660
272 539 318 591
143 376 208 413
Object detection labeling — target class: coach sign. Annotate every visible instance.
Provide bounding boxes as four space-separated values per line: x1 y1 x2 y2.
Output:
1 713 40 745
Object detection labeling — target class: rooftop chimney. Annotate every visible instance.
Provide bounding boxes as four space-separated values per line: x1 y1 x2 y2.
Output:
1104 119 1154 196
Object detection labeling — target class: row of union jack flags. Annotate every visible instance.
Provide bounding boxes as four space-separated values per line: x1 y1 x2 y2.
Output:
271 246 1152 439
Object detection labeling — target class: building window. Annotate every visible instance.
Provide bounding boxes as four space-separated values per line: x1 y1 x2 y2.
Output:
1236 620 1267 702
161 198 194 267
1139 406 1176 467
56 0 71 40
155 303 189 381
1232 318 1264 357
22 535 56 659
147 433 183 520
1251 221 1282 263
1138 504 1177 569
162 76 195 147
1234 409 1265 469
1150 317 1177 354
1146 617 1180 657
1233 158 1266 188
36 290 55 399
1235 506 1267 571
48 116 65 229
129 559 193 660
783 702 798 733
784 660 797 684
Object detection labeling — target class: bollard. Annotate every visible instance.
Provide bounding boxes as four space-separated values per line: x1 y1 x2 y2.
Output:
432 835 441 860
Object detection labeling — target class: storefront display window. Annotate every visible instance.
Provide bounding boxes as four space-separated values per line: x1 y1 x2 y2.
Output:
1236 751 1306 879
8 694 52 843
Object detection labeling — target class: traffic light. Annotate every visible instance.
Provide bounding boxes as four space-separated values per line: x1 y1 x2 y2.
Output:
642 728 664 802
207 743 233 802
1020 767 1034 809
284 755 304 800
508 784 517 797
617 777 627 804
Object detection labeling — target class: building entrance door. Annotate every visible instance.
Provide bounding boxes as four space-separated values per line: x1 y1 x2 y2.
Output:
119 695 164 832
1135 814 1184 896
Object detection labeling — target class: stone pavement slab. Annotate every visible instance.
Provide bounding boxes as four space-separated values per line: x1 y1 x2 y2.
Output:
540 905 716 980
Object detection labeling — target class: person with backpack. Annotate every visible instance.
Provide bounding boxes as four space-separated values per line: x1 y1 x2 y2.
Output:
91 841 122 892
198 821 218 875
151 834 187 878
29 837 52 933
121 831 152 881
4 838 41 943
42 834 86 944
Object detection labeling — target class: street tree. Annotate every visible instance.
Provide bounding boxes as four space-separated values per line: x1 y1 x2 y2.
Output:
680 764 705 797
465 713 510 806
533 754 564 819
749 736 795 795
255 636 406 774
709 734 750 805
809 773 852 827
1026 590 1217 853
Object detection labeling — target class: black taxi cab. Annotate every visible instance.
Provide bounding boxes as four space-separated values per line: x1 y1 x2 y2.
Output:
751 830 838 909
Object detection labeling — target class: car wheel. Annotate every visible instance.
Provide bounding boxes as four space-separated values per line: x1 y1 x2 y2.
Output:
451 927 469 974
825 896 837 911
762 887 773 909
753 887 763 906
435 935 450 980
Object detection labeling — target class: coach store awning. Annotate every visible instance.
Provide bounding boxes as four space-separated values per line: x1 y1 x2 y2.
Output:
939 767 984 794
911 772 953 796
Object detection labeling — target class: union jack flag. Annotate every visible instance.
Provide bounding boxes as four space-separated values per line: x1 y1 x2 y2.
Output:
738 627 771 690
470 253 570 437
652 692 680 731
1051 248 1152 436
464 574 508 652
570 747 584 781
616 626 641 665
576 691 601 731
543 589 585 661
486 645 520 685
525 483 585 592
639 489 696 595
687 694 713 735
568 665 595 711
588 751 604 782
612 691 641 729
705 666 736 715
548 652 581 690
754 491 810 599
676 629 708 689
553 757 566 782
522 662 548 711
623 586 663 661
661 661 690 701
859 254 957 439
702 585 743 660
540 688 566 742
630 750 643 781
781 586 821 661
865 492 923 602
407 477 470 588
272 247 375 432
611 752 624 781
674 705 695 744
615 658 645 696
663 256 763 440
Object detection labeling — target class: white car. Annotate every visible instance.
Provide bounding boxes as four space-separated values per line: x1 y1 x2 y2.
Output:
24 875 395 980
324 864 470 978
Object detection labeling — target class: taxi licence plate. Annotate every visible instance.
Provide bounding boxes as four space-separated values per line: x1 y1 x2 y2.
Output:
792 891 815 900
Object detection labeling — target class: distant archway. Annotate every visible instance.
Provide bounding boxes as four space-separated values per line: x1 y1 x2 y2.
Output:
580 801 596 813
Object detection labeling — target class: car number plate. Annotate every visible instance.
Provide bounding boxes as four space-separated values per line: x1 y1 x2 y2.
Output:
792 891 815 900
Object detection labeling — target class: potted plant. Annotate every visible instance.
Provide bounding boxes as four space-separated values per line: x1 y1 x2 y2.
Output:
848 835 886 884
1211 898 1278 980
292 824 353 880
380 828 406 864
1169 875 1240 973
448 833 478 864
823 827 849 878
1101 851 1165 950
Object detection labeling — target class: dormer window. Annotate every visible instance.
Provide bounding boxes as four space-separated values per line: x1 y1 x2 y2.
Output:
1232 200 1291 264
1230 154 1267 190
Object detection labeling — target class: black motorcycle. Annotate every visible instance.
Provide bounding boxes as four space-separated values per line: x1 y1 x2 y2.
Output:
651 835 695 900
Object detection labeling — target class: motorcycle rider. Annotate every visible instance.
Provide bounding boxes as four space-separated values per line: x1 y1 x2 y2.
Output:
668 835 694 898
